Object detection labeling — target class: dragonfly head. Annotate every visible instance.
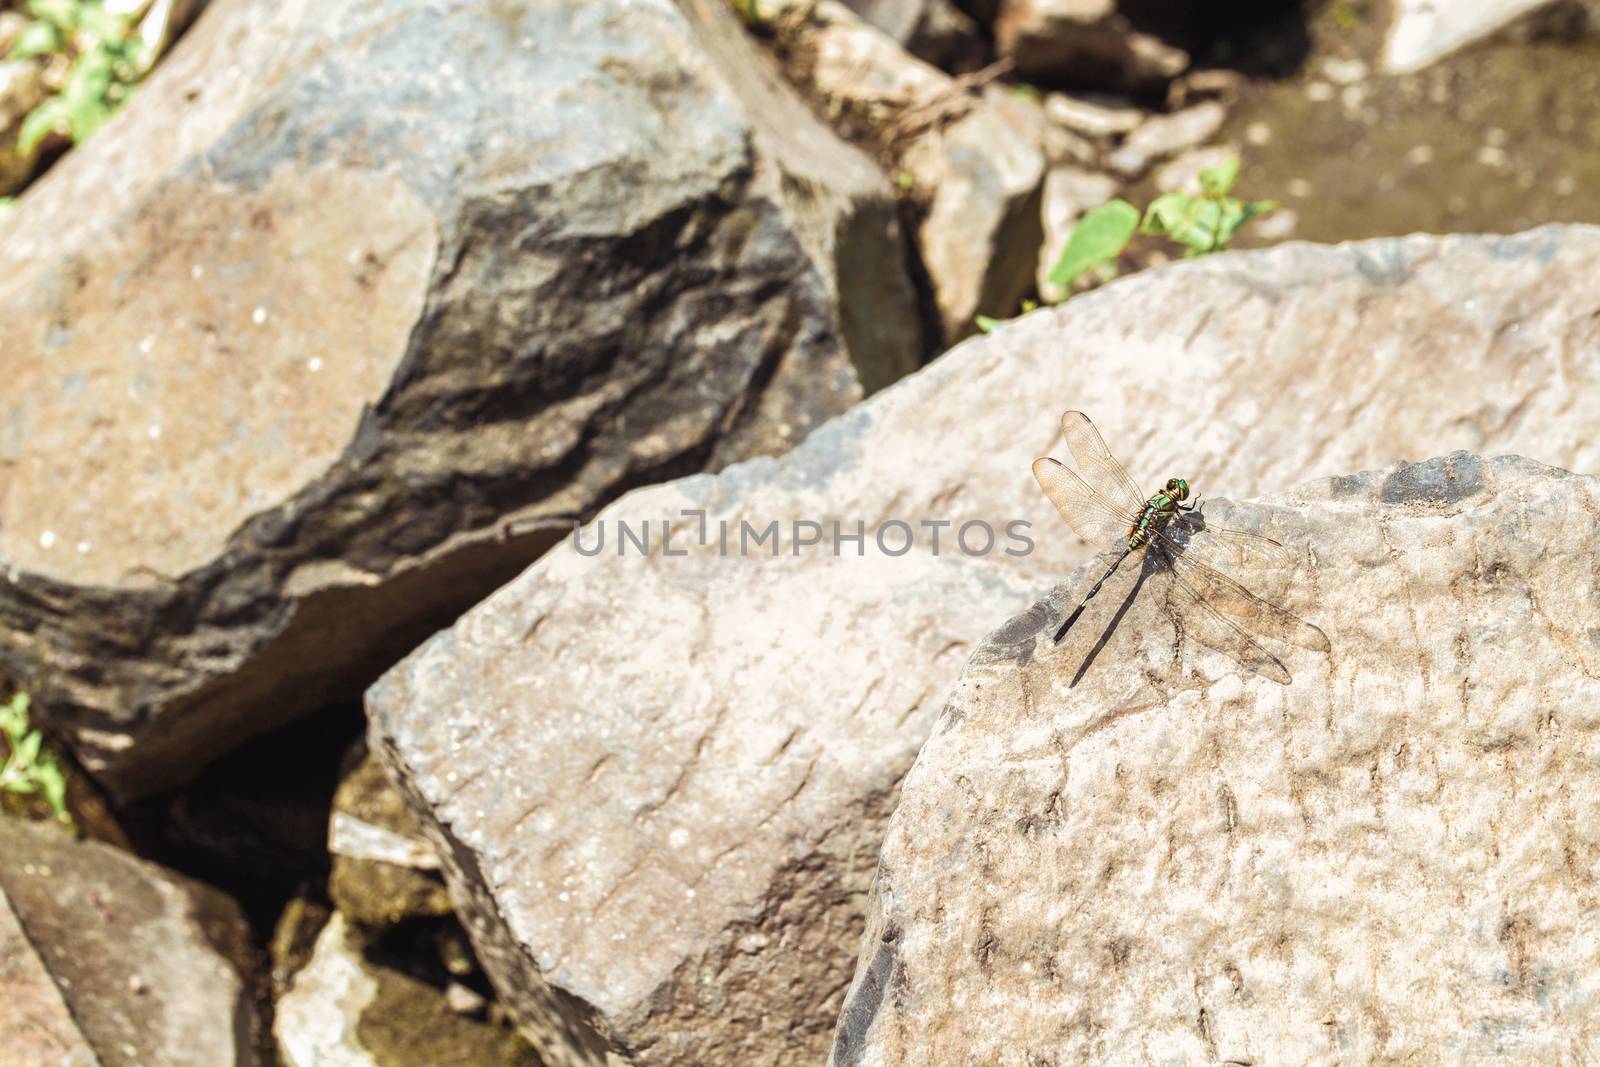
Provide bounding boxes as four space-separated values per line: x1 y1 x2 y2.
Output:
1165 477 1190 502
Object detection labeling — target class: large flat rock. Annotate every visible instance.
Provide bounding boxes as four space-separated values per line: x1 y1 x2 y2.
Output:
367 227 1600 1065
833 453 1600 1064
0 0 915 797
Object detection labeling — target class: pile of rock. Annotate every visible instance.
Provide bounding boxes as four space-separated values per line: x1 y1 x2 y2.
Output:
5 0 1600 1064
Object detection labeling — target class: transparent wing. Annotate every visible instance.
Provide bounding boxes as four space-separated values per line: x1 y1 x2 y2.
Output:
1150 528 1330 653
1058 411 1147 515
1032 457 1139 547
1151 545 1294 685
1163 518 1293 575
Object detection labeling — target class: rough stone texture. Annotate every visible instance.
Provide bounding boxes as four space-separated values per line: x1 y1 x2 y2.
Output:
901 102 1045 341
763 0 1045 344
0 887 100 1067
1034 163 1119 302
275 913 538 1067
1383 0 1553 73
0 0 917 798
328 743 452 929
834 453 1600 1064
0 817 264 1066
369 228 1600 1065
1106 99 1226 178
993 0 1188 89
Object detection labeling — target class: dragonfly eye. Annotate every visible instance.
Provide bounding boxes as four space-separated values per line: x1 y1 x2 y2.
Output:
1167 477 1189 500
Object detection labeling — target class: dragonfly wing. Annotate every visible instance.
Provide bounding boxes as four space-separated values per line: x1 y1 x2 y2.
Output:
1032 457 1139 546
1153 546 1294 685
1165 519 1293 573
1152 528 1331 652
1058 411 1147 514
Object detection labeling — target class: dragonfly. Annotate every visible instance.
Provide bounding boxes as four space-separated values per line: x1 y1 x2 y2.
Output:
1032 411 1329 684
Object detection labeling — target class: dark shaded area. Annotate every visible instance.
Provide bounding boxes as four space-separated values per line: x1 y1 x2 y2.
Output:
115 701 363 936
831 924 902 1066
1123 0 1314 79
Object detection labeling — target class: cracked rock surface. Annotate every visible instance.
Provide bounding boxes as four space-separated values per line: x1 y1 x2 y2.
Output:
834 453 1600 1065
367 227 1600 1066
0 0 902 798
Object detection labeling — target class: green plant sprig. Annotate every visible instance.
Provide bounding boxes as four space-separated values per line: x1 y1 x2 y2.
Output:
0 692 71 825
11 0 152 154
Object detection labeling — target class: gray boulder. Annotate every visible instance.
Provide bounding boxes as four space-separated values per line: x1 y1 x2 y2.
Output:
367 227 1600 1064
834 453 1600 1064
0 0 919 798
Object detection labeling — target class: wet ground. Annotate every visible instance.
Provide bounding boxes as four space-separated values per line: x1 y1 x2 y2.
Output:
1222 8 1600 246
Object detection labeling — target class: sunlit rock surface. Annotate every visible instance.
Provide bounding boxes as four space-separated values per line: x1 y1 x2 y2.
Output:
369 227 1600 1065
834 453 1600 1064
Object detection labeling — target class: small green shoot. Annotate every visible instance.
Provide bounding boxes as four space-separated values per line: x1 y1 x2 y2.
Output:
1045 155 1277 296
1140 156 1276 257
974 298 1037 334
0 692 71 825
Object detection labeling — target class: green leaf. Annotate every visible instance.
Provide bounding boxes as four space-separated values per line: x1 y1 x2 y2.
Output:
10 19 62 58
18 97 67 155
1046 198 1139 291
1216 198 1277 247
1143 192 1227 253
62 48 115 142
973 314 1003 333
1197 156 1239 195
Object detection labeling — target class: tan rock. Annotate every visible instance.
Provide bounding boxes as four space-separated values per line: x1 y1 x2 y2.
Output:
0 888 99 1067
835 453 1600 1064
276 913 537 1067
1042 89 1143 137
0 818 263 1066
0 0 911 798
1106 99 1226 177
764 0 1045 343
369 228 1600 1067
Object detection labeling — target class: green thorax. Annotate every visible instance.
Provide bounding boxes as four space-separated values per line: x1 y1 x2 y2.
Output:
1127 480 1188 549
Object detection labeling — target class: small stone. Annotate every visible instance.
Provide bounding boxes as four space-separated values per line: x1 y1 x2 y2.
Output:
1245 121 1271 146
1321 56 1368 84
446 982 488 1016
1476 144 1508 167
1106 101 1226 178
1287 177 1313 197
1151 145 1239 194
1042 92 1143 138
1406 144 1435 165
1305 80 1335 102
1251 206 1297 240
